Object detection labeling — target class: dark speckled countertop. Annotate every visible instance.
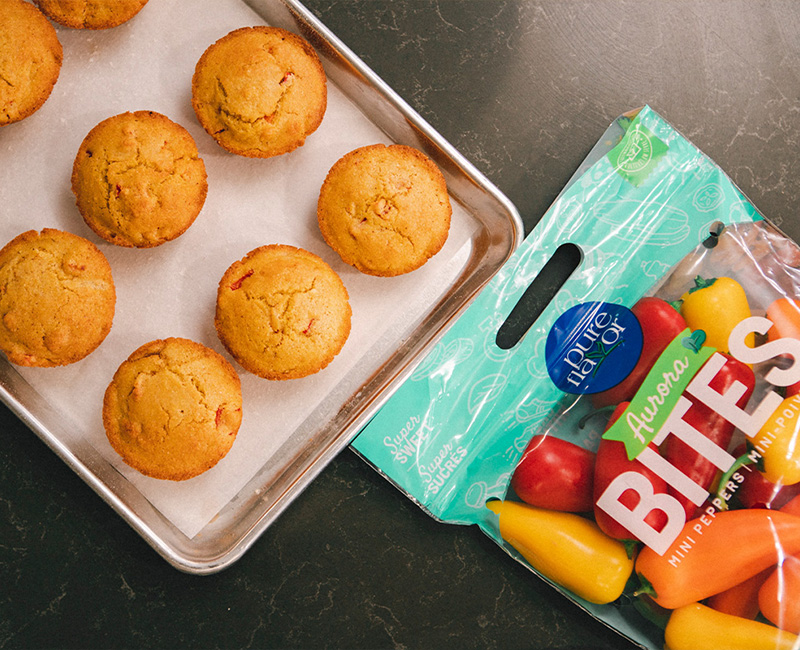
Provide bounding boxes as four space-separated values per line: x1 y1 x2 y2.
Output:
3 2 800 649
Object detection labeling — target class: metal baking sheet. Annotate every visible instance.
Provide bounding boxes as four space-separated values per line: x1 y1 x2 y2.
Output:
0 0 523 574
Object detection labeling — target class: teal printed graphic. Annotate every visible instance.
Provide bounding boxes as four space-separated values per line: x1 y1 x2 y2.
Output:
607 120 669 186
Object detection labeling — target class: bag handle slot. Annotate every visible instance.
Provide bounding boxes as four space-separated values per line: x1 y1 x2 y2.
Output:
495 243 582 350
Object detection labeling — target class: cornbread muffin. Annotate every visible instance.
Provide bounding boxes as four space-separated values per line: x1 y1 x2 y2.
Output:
0 228 115 367
33 0 149 29
215 245 351 380
103 337 243 481
71 111 208 248
317 144 452 276
191 26 327 158
0 0 63 127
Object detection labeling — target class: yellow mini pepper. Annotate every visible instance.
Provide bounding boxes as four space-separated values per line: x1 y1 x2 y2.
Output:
756 393 800 486
679 276 753 353
664 602 798 650
486 499 633 605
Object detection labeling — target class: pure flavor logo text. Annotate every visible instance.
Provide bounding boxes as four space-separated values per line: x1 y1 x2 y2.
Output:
546 301 643 395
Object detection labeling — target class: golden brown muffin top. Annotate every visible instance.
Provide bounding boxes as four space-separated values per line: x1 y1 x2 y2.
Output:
103 337 243 481
0 0 63 126
34 0 150 29
192 26 327 158
215 244 351 380
72 111 208 248
0 228 116 367
317 144 452 276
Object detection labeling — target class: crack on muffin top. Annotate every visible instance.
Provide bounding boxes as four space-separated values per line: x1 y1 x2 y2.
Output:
215 245 351 380
103 337 242 481
0 229 115 366
72 111 207 247
192 27 326 158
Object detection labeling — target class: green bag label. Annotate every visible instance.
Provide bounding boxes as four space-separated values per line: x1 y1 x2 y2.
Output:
608 120 669 186
602 329 715 459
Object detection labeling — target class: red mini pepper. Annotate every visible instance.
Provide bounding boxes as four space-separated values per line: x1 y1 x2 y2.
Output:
510 434 595 512
592 296 686 408
782 494 800 517
661 353 755 519
593 402 669 541
592 297 687 408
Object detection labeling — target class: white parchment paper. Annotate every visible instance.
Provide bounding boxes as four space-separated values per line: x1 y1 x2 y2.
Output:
0 0 478 538
0 0 475 537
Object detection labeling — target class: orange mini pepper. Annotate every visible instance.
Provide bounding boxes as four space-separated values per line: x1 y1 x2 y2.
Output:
759 555 800 635
706 565 773 620
636 509 800 609
767 297 800 342
766 297 800 396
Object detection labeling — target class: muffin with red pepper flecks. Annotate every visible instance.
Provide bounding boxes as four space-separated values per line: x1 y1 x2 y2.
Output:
317 144 452 277
103 337 243 481
191 26 327 158
0 0 63 127
71 111 208 248
215 244 351 380
34 0 150 29
0 228 116 367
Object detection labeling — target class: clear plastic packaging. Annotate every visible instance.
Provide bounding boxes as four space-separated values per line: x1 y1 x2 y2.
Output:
354 106 800 649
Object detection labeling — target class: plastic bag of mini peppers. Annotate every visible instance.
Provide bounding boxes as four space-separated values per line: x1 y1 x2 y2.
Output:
493 221 800 650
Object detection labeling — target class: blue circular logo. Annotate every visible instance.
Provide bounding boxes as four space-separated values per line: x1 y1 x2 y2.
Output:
545 301 643 394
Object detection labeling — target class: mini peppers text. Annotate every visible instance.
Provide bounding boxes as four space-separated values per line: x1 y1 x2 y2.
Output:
596 315 800 556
